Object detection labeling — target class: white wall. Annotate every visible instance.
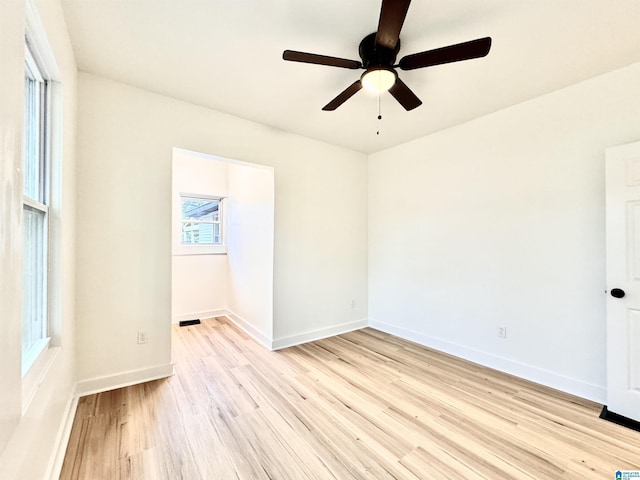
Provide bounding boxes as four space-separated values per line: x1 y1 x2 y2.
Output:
227 161 275 343
0 0 27 457
0 0 77 478
172 255 229 320
172 150 229 322
369 62 640 403
75 73 368 388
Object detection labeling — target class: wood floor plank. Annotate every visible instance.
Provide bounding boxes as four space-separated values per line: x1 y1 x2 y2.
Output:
60 319 640 479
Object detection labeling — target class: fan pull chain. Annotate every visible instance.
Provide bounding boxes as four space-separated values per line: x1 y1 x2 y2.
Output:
376 94 382 135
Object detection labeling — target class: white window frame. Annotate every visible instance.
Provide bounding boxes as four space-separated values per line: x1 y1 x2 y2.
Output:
22 40 51 375
175 193 227 255
21 0 63 413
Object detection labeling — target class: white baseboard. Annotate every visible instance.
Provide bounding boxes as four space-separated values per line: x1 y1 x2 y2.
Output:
47 389 78 480
224 309 272 349
172 309 228 324
76 363 175 397
369 318 606 404
271 318 368 351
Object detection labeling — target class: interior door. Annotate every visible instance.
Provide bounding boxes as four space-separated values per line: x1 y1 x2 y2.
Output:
606 140 640 423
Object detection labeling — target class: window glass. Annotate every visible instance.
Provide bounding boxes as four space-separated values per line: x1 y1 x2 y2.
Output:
180 197 222 245
24 58 44 201
22 205 46 354
22 43 49 369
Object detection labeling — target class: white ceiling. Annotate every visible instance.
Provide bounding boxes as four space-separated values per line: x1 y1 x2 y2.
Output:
61 0 640 154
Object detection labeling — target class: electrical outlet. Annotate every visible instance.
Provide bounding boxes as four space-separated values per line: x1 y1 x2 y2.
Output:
137 330 148 344
497 326 507 339
350 299 356 309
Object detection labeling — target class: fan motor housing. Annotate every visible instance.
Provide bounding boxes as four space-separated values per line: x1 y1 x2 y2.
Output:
359 32 400 68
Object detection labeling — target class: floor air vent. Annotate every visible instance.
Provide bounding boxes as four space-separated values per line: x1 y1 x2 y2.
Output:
179 319 201 327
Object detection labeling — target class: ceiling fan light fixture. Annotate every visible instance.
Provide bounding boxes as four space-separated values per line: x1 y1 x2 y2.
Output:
361 67 397 94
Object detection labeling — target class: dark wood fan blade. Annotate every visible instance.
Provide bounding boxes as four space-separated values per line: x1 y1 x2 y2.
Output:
399 37 492 70
283 50 362 69
375 0 411 51
388 77 422 110
322 80 363 111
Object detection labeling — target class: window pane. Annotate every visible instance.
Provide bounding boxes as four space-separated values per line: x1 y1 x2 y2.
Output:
212 223 220 244
181 198 219 222
179 197 223 246
181 221 220 245
22 205 46 354
181 223 194 244
23 71 42 200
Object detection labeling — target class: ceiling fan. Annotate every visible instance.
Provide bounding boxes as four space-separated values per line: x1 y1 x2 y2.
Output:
282 0 491 111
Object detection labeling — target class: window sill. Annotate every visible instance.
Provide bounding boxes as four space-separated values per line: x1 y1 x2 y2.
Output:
22 337 50 377
22 338 59 414
173 244 228 256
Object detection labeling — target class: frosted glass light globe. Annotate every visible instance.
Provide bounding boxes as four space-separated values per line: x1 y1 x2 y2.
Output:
361 68 396 93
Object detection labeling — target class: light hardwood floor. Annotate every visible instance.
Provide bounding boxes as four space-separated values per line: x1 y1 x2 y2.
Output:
61 317 640 479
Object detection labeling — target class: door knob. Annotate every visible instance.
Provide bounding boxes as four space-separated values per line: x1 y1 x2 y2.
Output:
611 288 626 298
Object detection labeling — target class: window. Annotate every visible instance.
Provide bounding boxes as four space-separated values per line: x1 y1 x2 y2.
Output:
180 195 223 245
22 42 50 372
